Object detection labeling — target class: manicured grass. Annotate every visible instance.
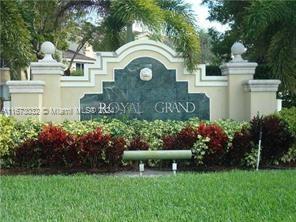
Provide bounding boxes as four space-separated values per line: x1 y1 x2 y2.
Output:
1 170 296 222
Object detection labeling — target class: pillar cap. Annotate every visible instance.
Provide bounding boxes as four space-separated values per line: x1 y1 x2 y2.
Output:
7 80 45 94
244 79 281 92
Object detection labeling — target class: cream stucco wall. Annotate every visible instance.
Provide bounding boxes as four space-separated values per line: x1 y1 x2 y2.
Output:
7 40 280 122
10 93 43 120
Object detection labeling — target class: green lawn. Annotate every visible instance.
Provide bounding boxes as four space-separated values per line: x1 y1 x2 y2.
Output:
1 170 296 222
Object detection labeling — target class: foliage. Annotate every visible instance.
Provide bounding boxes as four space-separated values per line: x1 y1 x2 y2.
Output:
38 124 75 167
279 107 296 135
227 128 254 166
213 119 247 147
78 128 111 168
280 144 296 164
163 126 199 150
206 65 221 76
0 115 17 158
128 137 149 150
192 135 210 165
254 64 272 80
106 137 126 167
2 115 295 169
0 0 82 77
250 115 293 163
62 0 201 72
242 148 258 169
13 139 40 168
197 123 228 154
60 120 103 136
0 0 33 78
14 118 44 144
197 123 228 165
203 0 296 94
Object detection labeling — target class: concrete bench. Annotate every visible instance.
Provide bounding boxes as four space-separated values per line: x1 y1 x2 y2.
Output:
123 150 192 175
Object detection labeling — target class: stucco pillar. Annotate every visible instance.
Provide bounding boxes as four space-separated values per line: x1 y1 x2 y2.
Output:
7 80 44 120
220 42 257 121
30 41 64 122
244 80 281 119
0 67 11 101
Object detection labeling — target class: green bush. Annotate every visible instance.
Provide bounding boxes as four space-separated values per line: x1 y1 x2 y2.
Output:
0 115 17 158
279 107 296 163
280 107 296 135
0 116 43 167
7 115 292 169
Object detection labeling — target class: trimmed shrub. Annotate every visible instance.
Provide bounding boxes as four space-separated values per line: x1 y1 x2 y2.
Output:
14 139 40 168
197 123 228 165
78 128 111 168
0 115 17 158
250 115 293 163
163 126 198 150
105 137 126 167
175 126 198 149
38 125 75 167
162 135 177 150
280 107 296 135
197 123 228 153
227 128 254 166
128 137 149 150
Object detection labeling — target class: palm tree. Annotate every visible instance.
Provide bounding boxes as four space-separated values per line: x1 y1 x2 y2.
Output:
59 0 201 72
244 0 296 92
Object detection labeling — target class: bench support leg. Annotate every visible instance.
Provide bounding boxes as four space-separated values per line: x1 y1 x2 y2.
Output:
172 161 177 175
139 161 144 176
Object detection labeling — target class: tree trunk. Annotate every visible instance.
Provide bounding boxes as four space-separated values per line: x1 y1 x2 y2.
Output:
127 23 134 42
64 43 85 76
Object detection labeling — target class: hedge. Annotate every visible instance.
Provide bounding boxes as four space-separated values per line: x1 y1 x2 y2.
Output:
0 108 295 169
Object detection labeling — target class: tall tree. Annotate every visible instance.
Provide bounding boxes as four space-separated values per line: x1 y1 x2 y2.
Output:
203 0 296 93
0 0 83 78
59 0 201 72
0 0 33 79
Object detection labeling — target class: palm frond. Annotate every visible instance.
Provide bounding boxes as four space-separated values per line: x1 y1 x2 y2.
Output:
267 28 296 92
163 11 200 71
111 0 163 30
156 0 196 27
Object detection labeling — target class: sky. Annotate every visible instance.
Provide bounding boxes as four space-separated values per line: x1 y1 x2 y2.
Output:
185 0 229 32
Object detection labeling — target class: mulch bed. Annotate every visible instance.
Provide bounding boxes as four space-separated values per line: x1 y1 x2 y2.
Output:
1 163 296 176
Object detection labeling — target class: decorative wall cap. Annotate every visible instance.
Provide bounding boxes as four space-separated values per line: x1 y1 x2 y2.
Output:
230 42 247 62
244 79 281 92
30 62 65 75
7 80 45 94
39 41 57 63
220 62 257 76
0 67 10 71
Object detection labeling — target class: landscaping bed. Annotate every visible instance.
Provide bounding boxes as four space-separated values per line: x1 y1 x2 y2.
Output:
0 107 295 171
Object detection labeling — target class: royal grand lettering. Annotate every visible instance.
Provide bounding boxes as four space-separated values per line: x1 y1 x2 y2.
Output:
81 101 196 115
154 102 195 113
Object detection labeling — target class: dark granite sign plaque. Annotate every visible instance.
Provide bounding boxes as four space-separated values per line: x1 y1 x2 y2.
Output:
80 57 209 120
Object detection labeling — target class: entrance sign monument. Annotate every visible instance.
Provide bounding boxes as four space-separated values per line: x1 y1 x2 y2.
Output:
6 40 280 122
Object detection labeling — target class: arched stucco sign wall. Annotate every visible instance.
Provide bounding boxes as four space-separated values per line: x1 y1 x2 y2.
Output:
7 40 280 122
80 57 210 120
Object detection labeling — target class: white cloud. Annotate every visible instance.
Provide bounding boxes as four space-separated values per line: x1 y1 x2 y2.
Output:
185 0 229 32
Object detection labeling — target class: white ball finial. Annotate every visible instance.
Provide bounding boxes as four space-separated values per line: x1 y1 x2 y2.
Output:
40 41 56 62
231 42 246 62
